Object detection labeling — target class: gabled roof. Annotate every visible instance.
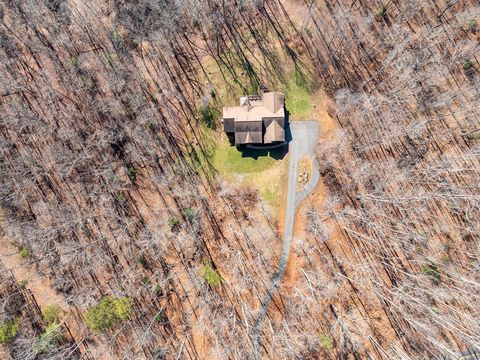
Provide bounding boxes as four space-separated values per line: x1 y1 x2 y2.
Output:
222 91 285 122
262 92 285 114
222 89 286 144
234 120 262 144
235 130 263 144
264 119 285 143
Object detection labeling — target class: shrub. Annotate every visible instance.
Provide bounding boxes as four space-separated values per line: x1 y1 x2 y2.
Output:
469 19 478 31
422 262 441 282
152 284 161 295
111 31 122 43
462 59 473 71
138 255 147 268
168 217 180 229
199 263 222 287
34 323 64 354
148 93 158 104
85 297 117 332
374 5 387 19
319 332 333 350
199 104 218 129
154 308 166 323
85 296 134 332
19 279 28 289
115 191 126 202
106 53 117 65
42 304 62 325
0 320 20 344
126 164 137 183
80 75 94 92
71 56 79 67
19 245 30 259
183 207 195 221
464 131 480 141
114 297 134 321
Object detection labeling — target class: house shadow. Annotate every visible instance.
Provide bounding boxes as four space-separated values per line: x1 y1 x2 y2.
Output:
238 143 288 160
234 110 292 161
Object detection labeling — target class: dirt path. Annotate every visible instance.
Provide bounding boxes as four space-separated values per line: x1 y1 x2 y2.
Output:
252 120 319 359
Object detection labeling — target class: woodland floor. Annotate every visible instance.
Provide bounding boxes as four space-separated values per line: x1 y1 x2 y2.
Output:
1 0 479 358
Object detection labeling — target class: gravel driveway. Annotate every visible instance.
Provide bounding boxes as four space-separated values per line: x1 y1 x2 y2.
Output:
252 120 319 358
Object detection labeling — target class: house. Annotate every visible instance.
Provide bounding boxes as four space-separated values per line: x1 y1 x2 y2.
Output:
222 86 286 145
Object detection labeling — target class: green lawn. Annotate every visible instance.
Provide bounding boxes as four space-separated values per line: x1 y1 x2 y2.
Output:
284 75 312 119
213 136 289 218
213 137 283 175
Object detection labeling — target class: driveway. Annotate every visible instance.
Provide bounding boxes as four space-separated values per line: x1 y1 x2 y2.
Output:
252 120 319 358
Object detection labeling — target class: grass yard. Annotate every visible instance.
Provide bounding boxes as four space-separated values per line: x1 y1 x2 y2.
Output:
284 74 313 119
213 135 289 218
252 161 289 219
213 137 283 174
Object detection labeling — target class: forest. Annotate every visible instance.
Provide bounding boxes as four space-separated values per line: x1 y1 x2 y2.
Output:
0 0 479 359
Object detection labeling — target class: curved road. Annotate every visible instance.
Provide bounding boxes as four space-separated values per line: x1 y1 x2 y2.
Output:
252 120 319 358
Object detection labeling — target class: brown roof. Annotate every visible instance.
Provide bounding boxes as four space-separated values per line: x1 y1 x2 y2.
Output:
234 121 262 144
235 131 262 144
264 119 285 143
262 92 285 114
235 120 262 132
222 91 285 122
222 90 285 144
223 118 235 132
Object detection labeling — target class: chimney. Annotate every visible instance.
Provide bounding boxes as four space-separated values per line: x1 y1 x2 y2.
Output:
259 84 267 98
